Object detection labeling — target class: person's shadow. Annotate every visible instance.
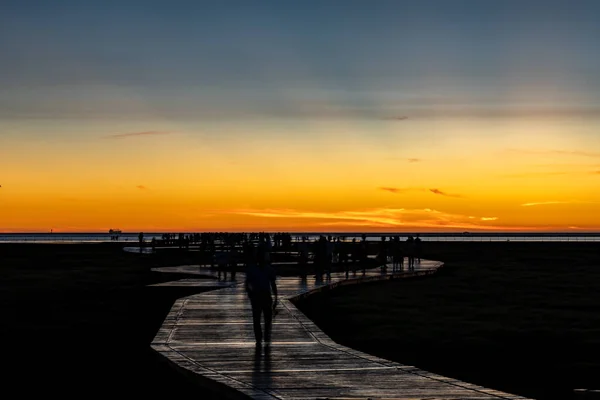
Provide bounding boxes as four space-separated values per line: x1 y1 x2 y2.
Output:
251 344 272 392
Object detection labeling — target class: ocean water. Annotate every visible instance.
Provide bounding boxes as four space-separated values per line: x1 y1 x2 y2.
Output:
0 232 599 243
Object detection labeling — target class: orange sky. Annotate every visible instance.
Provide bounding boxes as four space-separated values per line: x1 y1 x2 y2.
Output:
2 118 600 232
2 2 600 233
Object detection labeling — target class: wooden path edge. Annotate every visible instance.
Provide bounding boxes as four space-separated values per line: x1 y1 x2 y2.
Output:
149 262 533 400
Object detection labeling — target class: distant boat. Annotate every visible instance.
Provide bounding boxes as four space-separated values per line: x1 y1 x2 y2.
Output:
109 229 122 234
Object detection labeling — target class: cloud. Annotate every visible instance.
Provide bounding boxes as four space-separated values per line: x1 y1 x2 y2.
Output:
502 163 600 178
136 185 148 190
502 171 572 178
429 188 463 198
379 187 464 198
106 131 173 139
383 116 408 121
227 207 525 231
521 201 564 207
503 170 600 178
383 157 423 162
520 200 597 207
379 187 410 194
505 149 600 158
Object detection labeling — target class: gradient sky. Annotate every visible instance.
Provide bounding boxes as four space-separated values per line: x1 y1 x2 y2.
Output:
2 0 600 232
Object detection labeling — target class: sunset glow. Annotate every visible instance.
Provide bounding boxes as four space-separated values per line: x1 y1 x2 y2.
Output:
2 1 600 232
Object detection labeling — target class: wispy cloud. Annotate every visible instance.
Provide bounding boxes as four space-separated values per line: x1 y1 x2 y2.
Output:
106 131 173 139
379 187 411 194
505 149 600 158
502 171 572 178
379 187 463 198
383 157 423 162
383 116 408 121
429 188 463 198
521 200 596 207
136 185 148 190
227 207 516 231
521 201 565 207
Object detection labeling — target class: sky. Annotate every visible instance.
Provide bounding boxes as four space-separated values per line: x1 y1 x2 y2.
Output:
1 0 600 232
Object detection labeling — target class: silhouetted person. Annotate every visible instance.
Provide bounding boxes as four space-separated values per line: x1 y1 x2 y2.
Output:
406 236 415 270
313 236 327 278
297 237 309 279
415 234 422 263
229 242 238 279
325 236 333 277
216 251 228 280
392 236 403 272
351 238 359 274
245 252 278 346
360 235 368 275
377 236 388 272
138 232 144 247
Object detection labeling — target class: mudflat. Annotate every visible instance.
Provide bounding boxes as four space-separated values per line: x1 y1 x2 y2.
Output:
2 241 599 399
297 241 600 400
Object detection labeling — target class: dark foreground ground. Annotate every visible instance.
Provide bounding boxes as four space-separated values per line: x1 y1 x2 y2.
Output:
297 242 600 400
1 242 599 399
1 243 206 396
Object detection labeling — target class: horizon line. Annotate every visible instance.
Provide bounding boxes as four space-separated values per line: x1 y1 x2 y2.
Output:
2 231 600 235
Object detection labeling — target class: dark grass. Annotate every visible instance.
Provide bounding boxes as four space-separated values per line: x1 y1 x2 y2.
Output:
296 242 600 400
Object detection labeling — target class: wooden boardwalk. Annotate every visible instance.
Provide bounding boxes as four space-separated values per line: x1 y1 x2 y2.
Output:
150 261 532 399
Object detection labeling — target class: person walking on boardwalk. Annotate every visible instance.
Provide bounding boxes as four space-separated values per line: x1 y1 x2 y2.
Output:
297 237 309 279
245 247 278 346
360 235 369 275
406 235 415 270
377 236 388 272
392 236 403 272
414 234 422 263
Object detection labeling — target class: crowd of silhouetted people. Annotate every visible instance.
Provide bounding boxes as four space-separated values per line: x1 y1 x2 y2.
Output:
302 234 422 279
136 231 423 280
135 231 424 345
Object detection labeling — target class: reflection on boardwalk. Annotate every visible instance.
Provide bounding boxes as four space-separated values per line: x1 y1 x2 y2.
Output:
150 261 532 399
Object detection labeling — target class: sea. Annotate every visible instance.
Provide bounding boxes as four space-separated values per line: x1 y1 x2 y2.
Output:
1 232 599 243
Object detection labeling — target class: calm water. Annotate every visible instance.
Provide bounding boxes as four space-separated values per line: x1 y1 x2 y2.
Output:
1 232 599 243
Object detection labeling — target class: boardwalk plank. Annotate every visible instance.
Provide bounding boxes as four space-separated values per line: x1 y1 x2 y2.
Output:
150 260 533 400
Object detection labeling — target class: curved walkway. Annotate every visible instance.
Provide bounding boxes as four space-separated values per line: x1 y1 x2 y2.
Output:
151 261 532 399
